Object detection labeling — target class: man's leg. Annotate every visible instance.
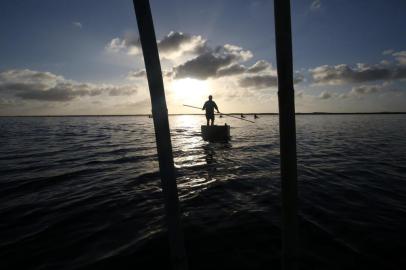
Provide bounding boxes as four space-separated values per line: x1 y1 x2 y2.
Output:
206 115 209 126
209 115 213 126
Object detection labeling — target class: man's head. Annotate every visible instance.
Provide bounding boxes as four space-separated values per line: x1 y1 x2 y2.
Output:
209 95 213 100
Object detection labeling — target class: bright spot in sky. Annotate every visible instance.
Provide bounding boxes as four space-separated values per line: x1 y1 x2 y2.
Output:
171 78 209 104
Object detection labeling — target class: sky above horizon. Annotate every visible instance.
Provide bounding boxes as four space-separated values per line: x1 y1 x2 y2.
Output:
0 0 405 115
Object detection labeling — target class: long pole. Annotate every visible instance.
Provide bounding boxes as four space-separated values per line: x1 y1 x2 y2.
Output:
273 0 299 269
183 104 255 123
132 1 188 269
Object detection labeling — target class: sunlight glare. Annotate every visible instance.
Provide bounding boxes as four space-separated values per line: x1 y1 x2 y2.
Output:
171 78 209 104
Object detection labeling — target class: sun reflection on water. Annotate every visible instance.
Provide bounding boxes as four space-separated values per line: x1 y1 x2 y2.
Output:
170 115 233 198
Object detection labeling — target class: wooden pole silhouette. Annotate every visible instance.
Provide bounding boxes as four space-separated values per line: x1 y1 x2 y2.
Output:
273 0 299 269
132 1 188 269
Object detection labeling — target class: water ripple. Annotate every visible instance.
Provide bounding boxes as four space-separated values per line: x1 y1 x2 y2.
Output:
0 115 405 269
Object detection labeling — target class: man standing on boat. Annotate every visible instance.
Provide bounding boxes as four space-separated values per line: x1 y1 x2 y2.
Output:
202 95 220 126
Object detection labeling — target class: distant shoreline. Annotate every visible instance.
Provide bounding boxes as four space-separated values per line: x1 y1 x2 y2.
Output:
1 112 406 117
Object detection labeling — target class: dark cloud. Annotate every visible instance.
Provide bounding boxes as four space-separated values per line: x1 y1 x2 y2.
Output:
0 97 23 108
111 31 306 85
174 51 232 79
0 69 63 85
174 45 252 79
238 73 304 89
216 64 246 77
351 85 381 95
127 69 174 80
175 53 276 79
316 83 399 100
347 83 401 97
110 31 285 82
107 31 207 59
0 69 137 102
5 81 97 101
310 63 406 85
238 75 278 89
167 37 297 82
0 82 47 92
17 88 77 101
108 86 137 96
158 31 207 56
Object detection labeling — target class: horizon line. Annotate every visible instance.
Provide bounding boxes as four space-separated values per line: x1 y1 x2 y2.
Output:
1 112 406 117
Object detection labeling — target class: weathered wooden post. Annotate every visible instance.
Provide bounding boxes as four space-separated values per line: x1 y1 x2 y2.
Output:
132 1 188 269
273 0 299 269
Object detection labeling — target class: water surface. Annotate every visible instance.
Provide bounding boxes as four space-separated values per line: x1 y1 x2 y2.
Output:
0 115 405 269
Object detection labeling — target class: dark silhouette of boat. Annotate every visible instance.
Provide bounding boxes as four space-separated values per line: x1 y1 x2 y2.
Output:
254 114 259 119
240 113 245 118
201 124 230 142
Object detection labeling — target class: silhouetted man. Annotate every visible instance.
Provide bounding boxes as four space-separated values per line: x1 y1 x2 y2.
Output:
202 95 220 126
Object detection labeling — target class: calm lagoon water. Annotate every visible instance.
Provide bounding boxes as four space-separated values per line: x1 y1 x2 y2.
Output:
0 115 405 269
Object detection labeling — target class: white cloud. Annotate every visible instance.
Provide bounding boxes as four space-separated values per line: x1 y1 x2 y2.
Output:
247 60 272 73
106 37 141 55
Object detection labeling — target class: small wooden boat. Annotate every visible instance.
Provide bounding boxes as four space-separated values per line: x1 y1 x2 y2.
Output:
201 124 230 142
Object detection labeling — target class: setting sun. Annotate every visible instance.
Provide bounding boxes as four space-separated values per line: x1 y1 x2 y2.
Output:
171 78 209 103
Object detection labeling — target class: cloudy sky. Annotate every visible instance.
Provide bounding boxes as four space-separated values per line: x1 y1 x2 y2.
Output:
1 0 405 115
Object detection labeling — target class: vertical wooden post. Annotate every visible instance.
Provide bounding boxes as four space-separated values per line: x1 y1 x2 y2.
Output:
273 0 299 269
132 1 188 269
